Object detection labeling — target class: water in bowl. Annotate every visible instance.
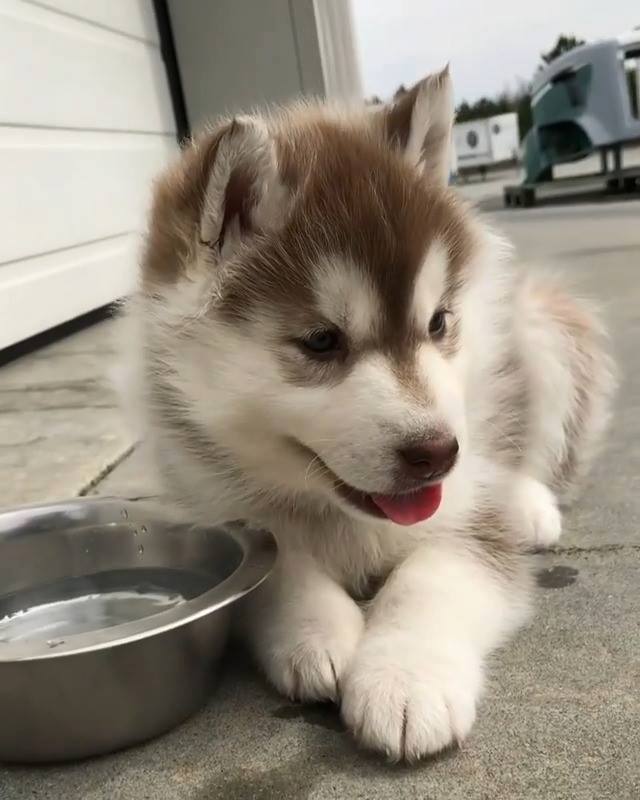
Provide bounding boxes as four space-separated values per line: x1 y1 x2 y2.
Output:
0 568 213 644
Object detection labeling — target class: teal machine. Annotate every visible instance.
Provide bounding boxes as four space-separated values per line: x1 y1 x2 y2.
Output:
504 33 640 206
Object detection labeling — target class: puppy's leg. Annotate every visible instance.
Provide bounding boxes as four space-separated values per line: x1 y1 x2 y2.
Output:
508 474 563 550
510 276 615 548
341 536 530 761
239 552 364 702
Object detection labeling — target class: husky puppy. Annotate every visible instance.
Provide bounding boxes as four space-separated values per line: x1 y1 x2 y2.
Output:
124 69 614 760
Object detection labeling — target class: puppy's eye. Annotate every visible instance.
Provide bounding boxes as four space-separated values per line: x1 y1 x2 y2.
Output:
299 328 343 359
428 309 449 339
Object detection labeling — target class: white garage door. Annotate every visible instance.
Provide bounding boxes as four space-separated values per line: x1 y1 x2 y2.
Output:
0 0 177 349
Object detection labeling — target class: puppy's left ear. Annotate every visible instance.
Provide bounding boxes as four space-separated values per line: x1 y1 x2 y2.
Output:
376 67 454 186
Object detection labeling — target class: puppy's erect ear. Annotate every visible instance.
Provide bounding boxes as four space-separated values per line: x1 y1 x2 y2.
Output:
200 116 288 259
378 67 454 186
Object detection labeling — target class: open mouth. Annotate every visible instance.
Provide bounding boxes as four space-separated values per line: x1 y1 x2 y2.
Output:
335 481 444 526
290 438 447 527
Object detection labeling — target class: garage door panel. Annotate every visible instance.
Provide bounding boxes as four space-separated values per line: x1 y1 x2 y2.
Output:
0 235 137 349
29 0 160 44
0 0 174 133
0 128 175 265
1 0 176 346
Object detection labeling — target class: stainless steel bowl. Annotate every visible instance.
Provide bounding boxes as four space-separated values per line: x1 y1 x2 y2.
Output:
0 497 276 763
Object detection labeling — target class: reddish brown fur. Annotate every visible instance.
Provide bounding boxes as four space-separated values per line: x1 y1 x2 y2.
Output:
140 127 230 289
142 108 476 389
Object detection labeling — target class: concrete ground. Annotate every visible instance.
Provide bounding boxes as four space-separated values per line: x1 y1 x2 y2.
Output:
1 178 639 799
0 320 132 508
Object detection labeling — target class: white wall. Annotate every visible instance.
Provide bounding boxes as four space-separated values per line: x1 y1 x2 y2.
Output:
489 112 519 163
167 0 362 131
0 0 176 348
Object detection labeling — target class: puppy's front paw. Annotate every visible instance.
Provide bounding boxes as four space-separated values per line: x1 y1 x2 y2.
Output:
341 636 482 761
511 477 562 550
263 603 364 703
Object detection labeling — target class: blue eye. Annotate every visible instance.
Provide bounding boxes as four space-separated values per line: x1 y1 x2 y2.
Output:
300 328 343 358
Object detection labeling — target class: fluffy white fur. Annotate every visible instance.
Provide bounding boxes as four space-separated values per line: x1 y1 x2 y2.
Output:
122 69 615 762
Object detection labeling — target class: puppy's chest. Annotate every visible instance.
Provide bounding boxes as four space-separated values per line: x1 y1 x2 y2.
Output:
276 514 419 597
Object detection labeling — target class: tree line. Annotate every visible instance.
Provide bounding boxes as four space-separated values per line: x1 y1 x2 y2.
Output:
368 35 586 140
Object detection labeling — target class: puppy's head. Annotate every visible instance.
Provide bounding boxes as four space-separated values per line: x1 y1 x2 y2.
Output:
140 69 484 526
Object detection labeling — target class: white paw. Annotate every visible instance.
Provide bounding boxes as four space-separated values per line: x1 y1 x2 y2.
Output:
511 477 562 550
263 605 364 703
341 636 482 762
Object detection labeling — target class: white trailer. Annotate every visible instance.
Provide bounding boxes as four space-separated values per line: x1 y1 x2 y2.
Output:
453 112 519 176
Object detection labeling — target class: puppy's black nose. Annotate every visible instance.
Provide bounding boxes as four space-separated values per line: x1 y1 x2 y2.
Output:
398 437 459 478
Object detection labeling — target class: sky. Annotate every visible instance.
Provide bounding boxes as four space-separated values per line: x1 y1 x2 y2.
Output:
351 0 639 104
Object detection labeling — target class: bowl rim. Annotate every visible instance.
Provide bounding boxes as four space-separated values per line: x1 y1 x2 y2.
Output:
0 496 277 663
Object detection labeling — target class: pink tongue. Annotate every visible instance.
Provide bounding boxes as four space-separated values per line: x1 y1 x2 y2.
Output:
371 484 443 526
